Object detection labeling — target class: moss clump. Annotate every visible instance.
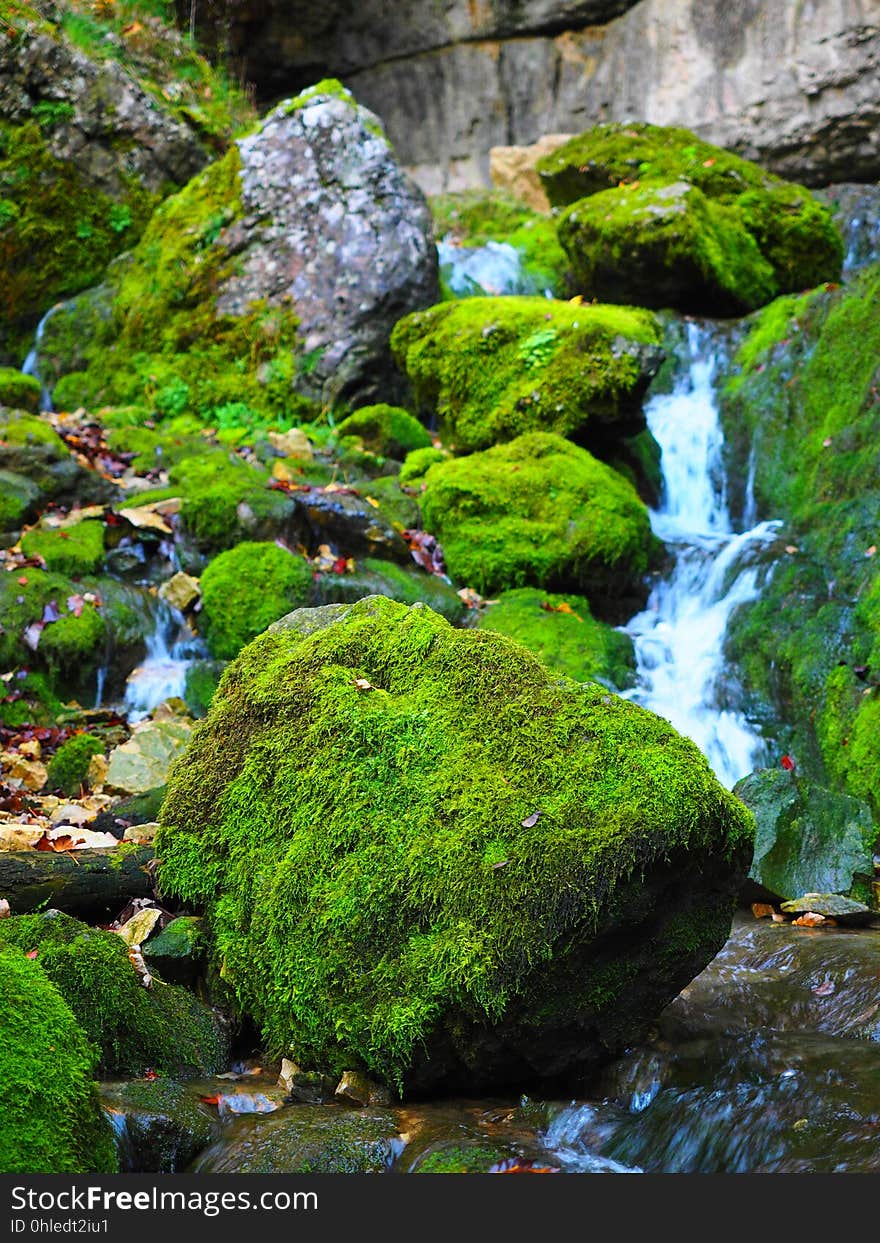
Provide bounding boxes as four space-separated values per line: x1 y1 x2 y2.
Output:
540 123 842 315
0 670 63 728
419 432 653 611
199 541 315 660
0 911 229 1076
21 519 105 576
46 732 105 796
415 1144 516 1173
0 468 40 530
0 568 107 688
0 942 117 1174
391 297 661 454
313 558 465 624
336 405 432 459
476 588 635 688
399 446 450 485
0 367 41 412
431 188 570 298
0 411 66 449
157 596 752 1093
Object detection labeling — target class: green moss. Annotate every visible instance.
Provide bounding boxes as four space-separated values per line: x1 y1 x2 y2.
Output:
416 1144 514 1173
431 188 570 297
539 123 841 315
722 264 880 812
0 670 62 727
21 519 105 576
391 297 661 454
0 567 107 684
184 660 226 718
46 146 317 427
313 558 465 624
156 596 752 1090
476 588 635 688
105 420 205 472
0 366 41 412
0 411 67 449
199 541 315 660
357 476 420 529
0 911 229 1076
336 405 432 459
399 446 450 485
0 942 117 1174
46 732 105 796
419 432 653 610
558 181 777 315
0 468 40 530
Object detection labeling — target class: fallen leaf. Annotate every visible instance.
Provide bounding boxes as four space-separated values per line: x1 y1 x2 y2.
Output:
118 505 173 535
353 678 374 691
784 545 799 555
489 1159 560 1174
794 912 826 927
780 754 796 771
364 496 381 509
866 545 877 558
66 594 85 618
771 912 786 923
521 812 541 828
25 948 38 959
127 944 153 989
0 898 10 918
492 859 510 869
811 978 836 996
751 902 775 919
540 600 583 622
22 623 43 652
17 576 27 586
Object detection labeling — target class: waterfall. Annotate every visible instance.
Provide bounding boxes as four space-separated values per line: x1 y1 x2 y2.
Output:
623 321 780 788
124 600 206 723
21 304 62 412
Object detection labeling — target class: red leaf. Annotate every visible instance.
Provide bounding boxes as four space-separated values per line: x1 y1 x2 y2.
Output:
780 754 796 771
25 949 38 960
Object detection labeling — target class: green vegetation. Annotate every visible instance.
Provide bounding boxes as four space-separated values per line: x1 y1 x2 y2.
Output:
0 366 41 412
0 568 107 687
0 942 117 1173
199 541 315 660
392 297 660 454
157 596 752 1090
476 588 635 688
46 733 105 795
399 446 450 485
336 405 432 459
21 519 106 576
430 188 570 297
313 558 465 624
722 264 880 814
0 912 229 1076
539 123 842 315
419 432 653 609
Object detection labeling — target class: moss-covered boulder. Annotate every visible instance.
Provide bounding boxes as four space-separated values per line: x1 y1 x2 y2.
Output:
391 297 662 454
46 732 104 796
21 518 106 576
0 942 117 1173
191 1107 401 1174
539 123 842 315
100 1078 219 1174
720 264 880 815
0 911 229 1076
476 588 635 688
0 0 252 363
47 80 437 416
735 768 877 907
336 405 432 460
0 567 107 690
419 432 653 613
200 541 315 660
0 411 120 517
431 188 570 298
156 596 753 1095
0 367 41 412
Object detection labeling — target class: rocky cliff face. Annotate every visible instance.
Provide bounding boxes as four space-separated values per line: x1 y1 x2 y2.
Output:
197 0 880 192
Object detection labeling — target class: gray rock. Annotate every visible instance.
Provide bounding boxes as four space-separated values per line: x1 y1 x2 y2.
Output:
735 768 877 906
215 88 439 406
101 1079 220 1174
780 893 874 924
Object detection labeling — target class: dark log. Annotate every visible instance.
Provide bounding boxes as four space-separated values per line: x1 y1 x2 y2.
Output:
0 844 154 919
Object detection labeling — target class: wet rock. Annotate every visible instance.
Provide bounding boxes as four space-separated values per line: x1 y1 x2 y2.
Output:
779 894 873 925
735 768 876 905
143 916 205 985
286 485 411 563
158 572 200 613
489 135 575 212
0 413 120 515
102 1079 220 1174
106 720 193 796
286 1071 338 1105
334 1071 390 1108
191 1106 402 1173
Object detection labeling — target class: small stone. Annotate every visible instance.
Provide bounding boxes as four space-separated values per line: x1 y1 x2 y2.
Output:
278 1058 301 1094
0 898 10 918
7 756 48 792
122 821 159 845
334 1070 389 1108
50 804 95 828
268 429 313 461
781 893 873 925
18 739 41 761
106 719 193 795
88 753 109 789
286 1071 338 1105
158 572 200 612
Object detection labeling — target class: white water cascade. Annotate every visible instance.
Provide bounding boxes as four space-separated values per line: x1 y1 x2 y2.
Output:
124 601 206 723
623 321 780 789
21 303 62 411
437 238 553 298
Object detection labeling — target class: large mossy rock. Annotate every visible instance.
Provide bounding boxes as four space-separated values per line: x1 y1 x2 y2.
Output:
0 411 119 527
156 596 753 1096
191 1107 401 1174
540 123 842 315
419 432 653 613
0 0 250 363
48 80 438 417
200 541 315 660
0 911 229 1076
735 768 877 908
0 942 117 1173
391 296 662 454
720 264 880 817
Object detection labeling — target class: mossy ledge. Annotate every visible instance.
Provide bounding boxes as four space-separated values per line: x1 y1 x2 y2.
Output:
157 596 753 1096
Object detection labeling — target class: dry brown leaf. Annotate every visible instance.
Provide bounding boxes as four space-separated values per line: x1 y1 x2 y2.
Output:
794 912 826 927
751 902 775 919
353 678 374 692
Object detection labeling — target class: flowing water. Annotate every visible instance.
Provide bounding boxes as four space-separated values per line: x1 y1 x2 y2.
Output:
21 303 61 411
623 321 780 787
123 601 206 722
